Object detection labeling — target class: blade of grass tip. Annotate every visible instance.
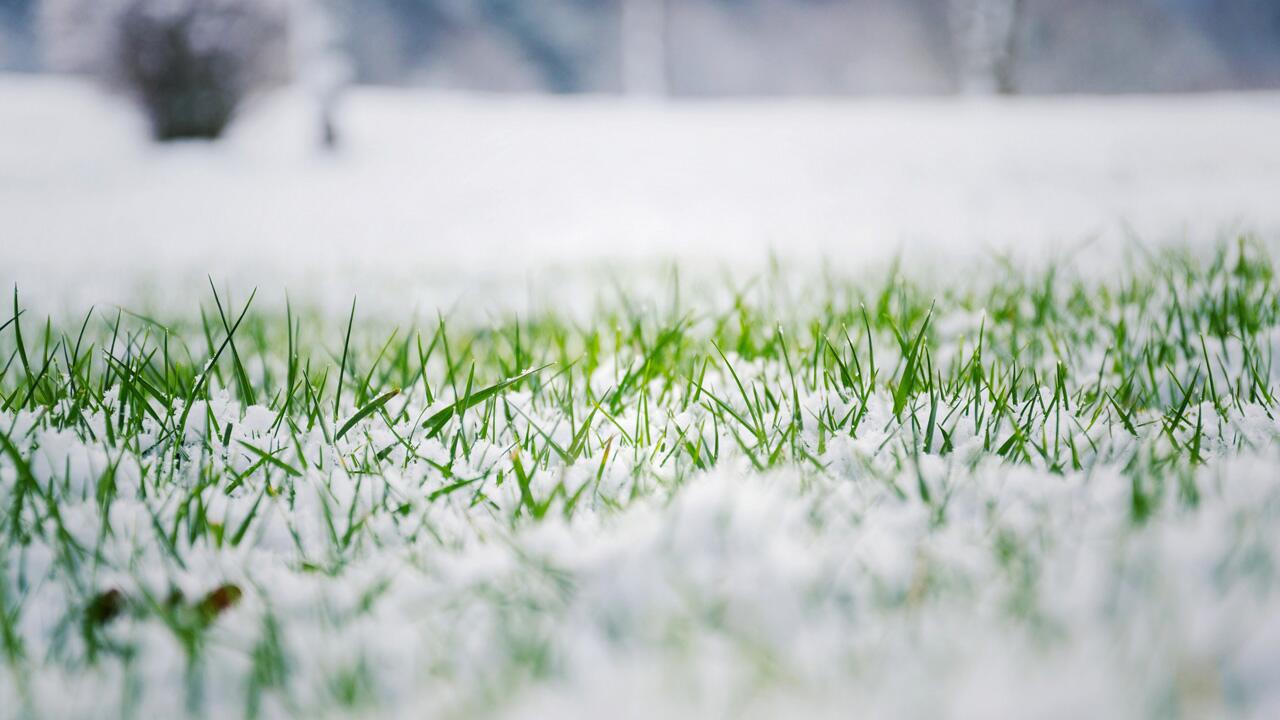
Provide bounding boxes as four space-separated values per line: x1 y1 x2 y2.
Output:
507 402 571 463
711 341 765 443
238 441 302 478
893 302 934 419
10 287 30 380
285 294 296 417
422 364 551 439
334 297 357 424
0 308 21 336
428 476 482 502
416 331 438 405
208 279 256 407
510 452 540 519
438 312 460 408
0 427 43 541
361 330 400 405
590 396 635 446
175 288 257 442
15 337 62 411
859 304 877 385
336 388 400 441
229 487 269 547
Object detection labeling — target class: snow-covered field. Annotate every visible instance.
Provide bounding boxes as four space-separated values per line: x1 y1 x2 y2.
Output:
3 75 1280 720
4 73 1280 311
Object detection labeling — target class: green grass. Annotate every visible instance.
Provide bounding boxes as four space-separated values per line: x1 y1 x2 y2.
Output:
2 239 1279 718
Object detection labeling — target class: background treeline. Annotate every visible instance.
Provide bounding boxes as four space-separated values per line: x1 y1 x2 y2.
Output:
3 0 1280 94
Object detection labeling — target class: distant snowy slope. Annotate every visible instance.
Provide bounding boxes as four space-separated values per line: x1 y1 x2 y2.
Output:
3 73 1280 313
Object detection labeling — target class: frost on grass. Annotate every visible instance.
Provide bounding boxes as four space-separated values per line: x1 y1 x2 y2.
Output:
2 242 1280 719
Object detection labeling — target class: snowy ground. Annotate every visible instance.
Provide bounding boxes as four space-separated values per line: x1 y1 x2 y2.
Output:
4 73 1280 312
3 75 1280 720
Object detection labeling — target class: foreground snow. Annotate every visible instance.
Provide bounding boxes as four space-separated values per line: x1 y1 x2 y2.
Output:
5 244 1280 718
10 441 1280 719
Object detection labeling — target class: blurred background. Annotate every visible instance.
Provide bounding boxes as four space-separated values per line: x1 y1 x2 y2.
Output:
3 0 1280 98
4 0 1280 317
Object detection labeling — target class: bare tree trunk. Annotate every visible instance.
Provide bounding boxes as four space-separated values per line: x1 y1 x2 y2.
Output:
292 0 351 150
620 0 667 96
993 0 1024 95
950 0 1024 95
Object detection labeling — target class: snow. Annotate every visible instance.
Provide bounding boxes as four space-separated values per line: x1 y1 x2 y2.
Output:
3 72 1280 313
4 74 1280 719
4 384 1280 718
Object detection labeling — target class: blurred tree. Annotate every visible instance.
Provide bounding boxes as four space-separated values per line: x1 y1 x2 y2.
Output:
666 0 954 95
948 0 1023 93
474 0 588 92
1015 0 1230 93
293 0 352 148
340 0 610 93
1200 0 1280 86
24 0 1280 94
0 0 38 69
41 0 291 139
620 0 668 95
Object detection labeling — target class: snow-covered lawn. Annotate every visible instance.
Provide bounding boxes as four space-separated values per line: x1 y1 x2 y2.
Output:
4 73 1280 311
2 75 1280 719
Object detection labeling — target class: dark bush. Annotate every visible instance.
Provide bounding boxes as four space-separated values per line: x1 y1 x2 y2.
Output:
106 0 289 140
